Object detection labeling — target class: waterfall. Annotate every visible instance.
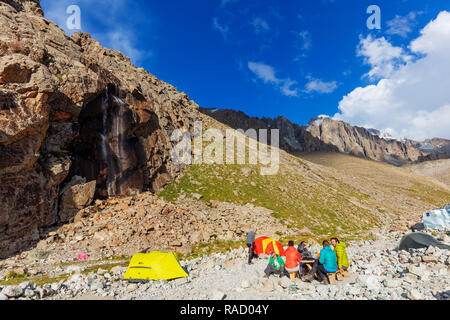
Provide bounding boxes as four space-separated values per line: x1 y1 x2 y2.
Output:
98 85 127 197
112 95 126 195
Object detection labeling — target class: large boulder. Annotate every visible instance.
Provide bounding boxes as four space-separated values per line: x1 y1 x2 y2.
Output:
59 176 96 223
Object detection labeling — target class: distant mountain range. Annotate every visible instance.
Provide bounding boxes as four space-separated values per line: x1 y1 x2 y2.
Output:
200 108 450 166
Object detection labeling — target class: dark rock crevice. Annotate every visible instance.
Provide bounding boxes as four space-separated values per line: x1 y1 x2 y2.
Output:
69 84 147 199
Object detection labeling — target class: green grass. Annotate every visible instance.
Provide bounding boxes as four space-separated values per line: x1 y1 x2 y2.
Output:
179 239 247 261
159 161 379 238
0 259 130 287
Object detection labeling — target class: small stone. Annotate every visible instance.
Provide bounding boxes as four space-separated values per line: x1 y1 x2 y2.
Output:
90 281 105 291
260 279 275 292
403 270 420 281
278 277 291 289
35 287 46 299
51 283 61 291
422 256 438 264
2 286 24 298
69 274 82 282
110 266 125 275
97 268 107 275
173 277 189 286
12 267 27 276
407 289 424 300
211 290 225 300
191 193 203 200
24 289 35 298
66 265 82 274
0 293 8 300
74 233 84 241
408 256 422 264
126 283 138 293
383 279 401 288
241 280 250 289
356 275 381 289
241 167 251 177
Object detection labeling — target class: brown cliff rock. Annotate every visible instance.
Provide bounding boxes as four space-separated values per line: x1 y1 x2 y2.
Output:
0 0 199 257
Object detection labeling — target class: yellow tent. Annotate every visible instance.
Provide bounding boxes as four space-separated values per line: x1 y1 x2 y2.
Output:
123 251 188 281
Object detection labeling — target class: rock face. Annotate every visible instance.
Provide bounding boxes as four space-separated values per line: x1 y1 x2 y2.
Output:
0 0 199 258
201 108 436 166
407 138 450 160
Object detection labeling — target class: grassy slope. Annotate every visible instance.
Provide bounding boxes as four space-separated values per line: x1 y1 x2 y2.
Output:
403 159 450 187
159 115 450 240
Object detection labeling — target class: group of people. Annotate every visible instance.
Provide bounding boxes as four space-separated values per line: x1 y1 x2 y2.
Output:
246 231 350 284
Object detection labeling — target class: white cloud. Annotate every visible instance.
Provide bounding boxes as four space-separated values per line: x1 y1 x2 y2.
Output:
335 11 450 140
248 62 278 83
386 12 420 38
280 79 299 97
212 17 229 40
248 62 298 97
304 78 338 94
250 17 270 34
293 30 312 61
104 30 148 64
357 35 412 80
296 30 312 51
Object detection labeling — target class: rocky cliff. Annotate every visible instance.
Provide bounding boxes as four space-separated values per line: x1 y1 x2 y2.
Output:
201 108 435 166
0 0 199 257
407 138 450 160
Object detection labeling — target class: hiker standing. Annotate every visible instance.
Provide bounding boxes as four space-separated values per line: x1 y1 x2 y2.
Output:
246 229 258 265
264 251 286 277
304 240 338 284
331 238 349 274
285 241 302 282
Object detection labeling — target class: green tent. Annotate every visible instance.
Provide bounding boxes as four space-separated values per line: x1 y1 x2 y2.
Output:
399 232 450 251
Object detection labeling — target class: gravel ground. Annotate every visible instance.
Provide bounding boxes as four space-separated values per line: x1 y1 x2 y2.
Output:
0 231 449 301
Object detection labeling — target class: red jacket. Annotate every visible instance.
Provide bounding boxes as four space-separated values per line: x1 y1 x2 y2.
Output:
285 246 302 269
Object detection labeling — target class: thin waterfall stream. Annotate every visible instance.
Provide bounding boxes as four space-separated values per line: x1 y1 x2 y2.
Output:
98 85 127 196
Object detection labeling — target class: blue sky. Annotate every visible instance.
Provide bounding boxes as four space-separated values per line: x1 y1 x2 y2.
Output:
41 0 450 140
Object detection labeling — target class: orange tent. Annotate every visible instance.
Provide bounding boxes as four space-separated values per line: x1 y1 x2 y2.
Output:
254 237 285 256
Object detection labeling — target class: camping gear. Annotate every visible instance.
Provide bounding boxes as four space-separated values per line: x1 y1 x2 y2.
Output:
411 223 425 232
123 251 188 282
77 253 88 260
398 232 450 251
254 237 285 256
422 207 450 230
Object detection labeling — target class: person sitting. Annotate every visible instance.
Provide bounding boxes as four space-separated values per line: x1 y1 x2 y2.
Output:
264 251 286 277
246 230 258 265
304 240 338 284
331 237 349 275
297 241 313 259
297 241 314 276
285 241 302 282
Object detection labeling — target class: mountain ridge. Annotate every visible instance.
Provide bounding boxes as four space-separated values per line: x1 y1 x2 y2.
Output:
201 107 449 166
